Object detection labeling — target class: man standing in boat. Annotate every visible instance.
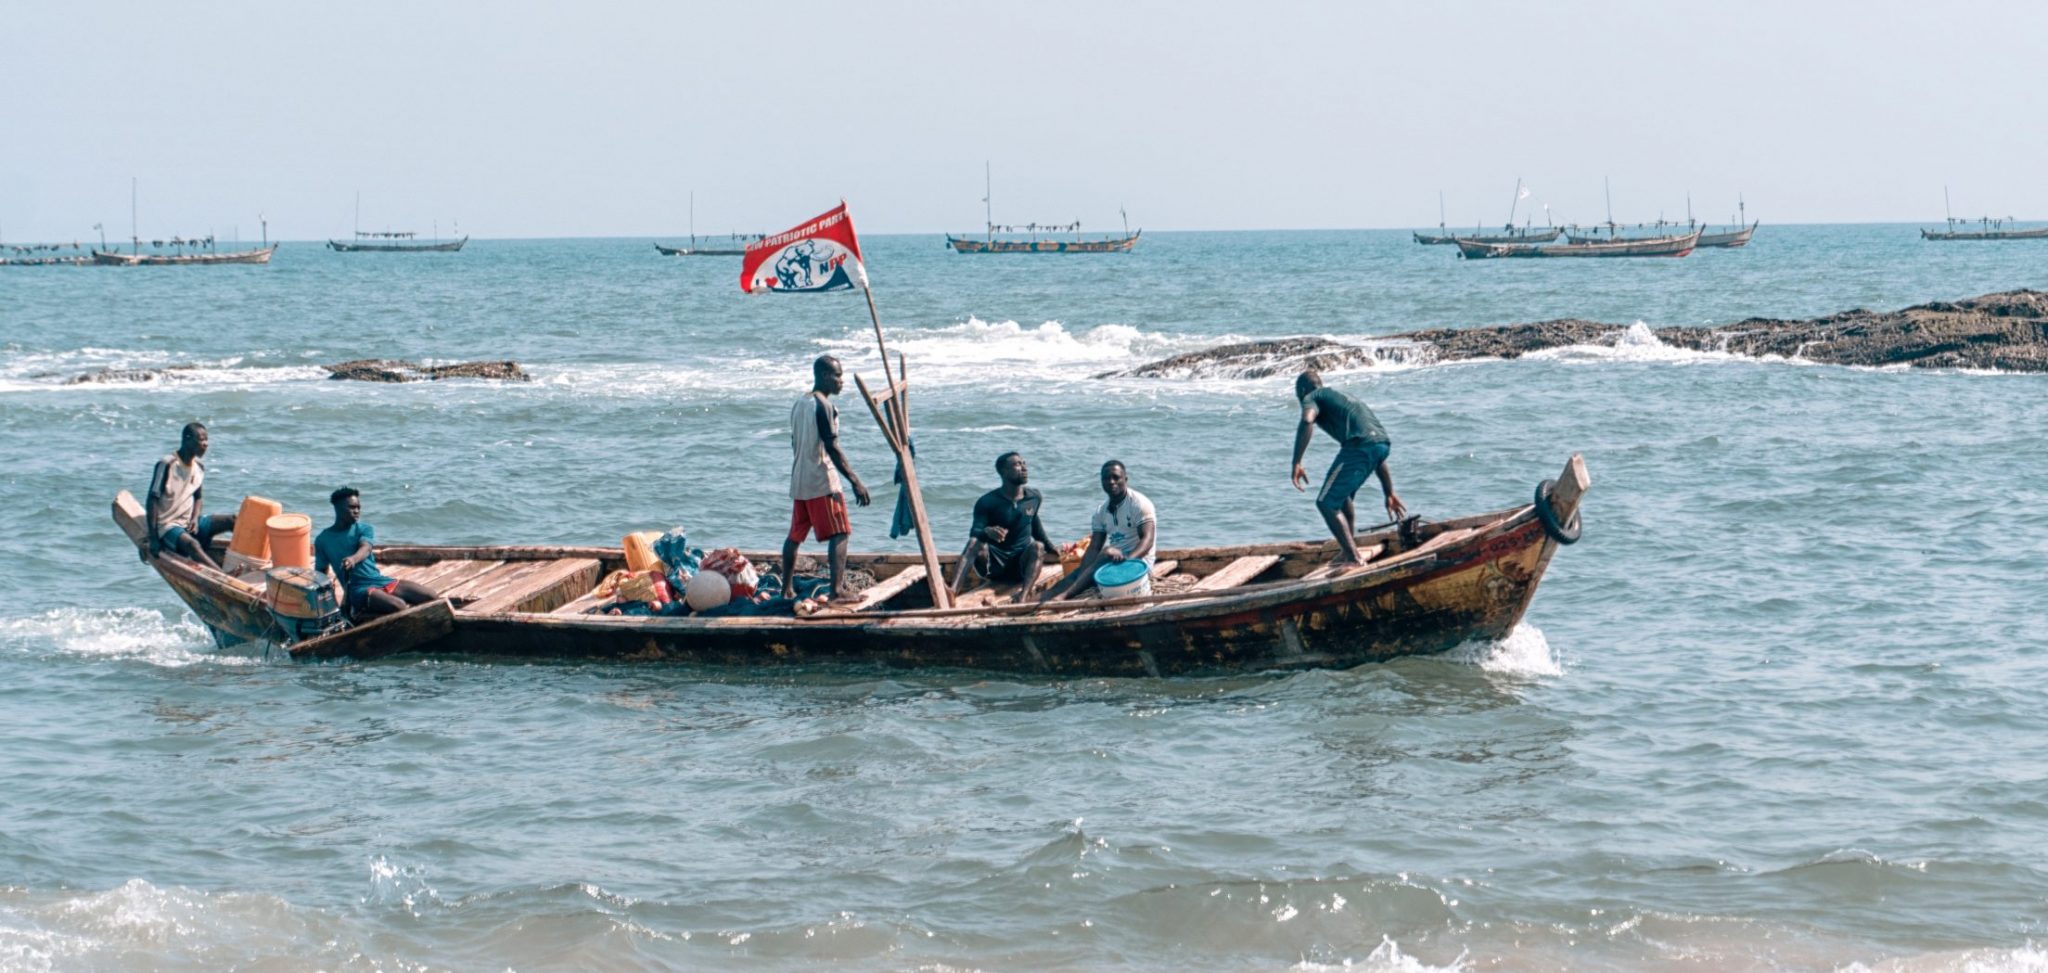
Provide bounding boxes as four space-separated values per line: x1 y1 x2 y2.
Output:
144 421 234 571
315 487 439 619
1290 370 1405 565
782 355 870 603
1040 459 1156 603
952 452 1057 603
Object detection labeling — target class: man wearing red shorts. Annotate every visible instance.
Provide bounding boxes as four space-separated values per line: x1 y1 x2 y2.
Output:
781 355 871 602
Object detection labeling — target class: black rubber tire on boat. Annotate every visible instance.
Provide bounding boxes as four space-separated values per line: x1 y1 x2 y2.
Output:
1534 478 1582 545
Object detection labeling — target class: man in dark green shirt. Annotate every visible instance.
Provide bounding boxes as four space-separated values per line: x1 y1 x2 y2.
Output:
1289 370 1406 565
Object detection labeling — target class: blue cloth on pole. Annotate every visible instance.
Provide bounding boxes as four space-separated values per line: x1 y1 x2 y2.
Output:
889 437 918 539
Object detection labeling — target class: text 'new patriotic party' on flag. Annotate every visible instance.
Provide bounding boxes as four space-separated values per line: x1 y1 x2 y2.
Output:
739 202 868 294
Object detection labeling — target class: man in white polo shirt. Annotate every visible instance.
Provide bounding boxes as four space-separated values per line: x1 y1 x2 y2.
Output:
1040 459 1157 603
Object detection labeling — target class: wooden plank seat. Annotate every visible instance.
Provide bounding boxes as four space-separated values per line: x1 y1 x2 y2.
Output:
951 564 1063 609
1188 554 1282 591
464 558 603 615
848 565 928 612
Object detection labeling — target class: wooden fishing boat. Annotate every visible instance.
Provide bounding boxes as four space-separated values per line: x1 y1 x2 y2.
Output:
947 163 1139 254
1457 228 1699 259
1415 227 1560 245
947 232 1141 254
0 255 91 267
655 240 748 256
1418 181 1559 245
1920 218 2048 241
1696 221 1758 248
328 234 467 252
91 246 276 266
110 456 1588 674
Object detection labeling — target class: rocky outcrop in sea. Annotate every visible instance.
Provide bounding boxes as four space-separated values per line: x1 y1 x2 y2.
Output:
322 359 528 382
58 359 529 385
1098 290 2048 378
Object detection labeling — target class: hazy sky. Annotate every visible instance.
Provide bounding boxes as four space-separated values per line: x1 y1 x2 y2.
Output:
5 1 2044 240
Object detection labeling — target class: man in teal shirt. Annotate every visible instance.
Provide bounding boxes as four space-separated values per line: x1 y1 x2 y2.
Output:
315 487 439 618
1289 370 1407 565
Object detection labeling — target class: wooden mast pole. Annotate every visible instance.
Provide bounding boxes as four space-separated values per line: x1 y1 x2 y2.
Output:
855 281 949 608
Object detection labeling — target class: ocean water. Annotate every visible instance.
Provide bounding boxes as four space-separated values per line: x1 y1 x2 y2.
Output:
1 226 2045 972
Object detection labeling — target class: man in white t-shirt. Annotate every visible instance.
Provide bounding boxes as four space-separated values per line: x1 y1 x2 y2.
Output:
144 421 235 572
1040 460 1157 603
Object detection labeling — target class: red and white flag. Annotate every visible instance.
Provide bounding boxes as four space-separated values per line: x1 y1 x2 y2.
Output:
740 202 868 294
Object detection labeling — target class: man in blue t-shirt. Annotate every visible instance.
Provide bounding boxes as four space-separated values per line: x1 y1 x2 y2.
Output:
1289 369 1407 566
315 487 439 618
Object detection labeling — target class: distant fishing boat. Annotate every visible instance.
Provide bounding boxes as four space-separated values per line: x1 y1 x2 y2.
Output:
329 232 466 253
655 235 759 256
1920 187 2047 240
1920 218 2048 241
1457 227 1701 259
656 193 762 256
94 179 274 266
1577 197 1756 249
946 163 1140 254
327 194 464 251
1415 181 1560 245
93 246 276 266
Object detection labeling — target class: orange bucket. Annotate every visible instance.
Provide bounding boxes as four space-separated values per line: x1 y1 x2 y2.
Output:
266 513 314 569
228 495 282 560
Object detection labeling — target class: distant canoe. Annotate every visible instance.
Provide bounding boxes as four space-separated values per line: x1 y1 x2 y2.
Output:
1415 227 1561 245
947 231 1141 254
1695 221 1759 249
655 242 746 256
328 236 467 252
1457 228 1700 259
1921 223 2048 241
0 255 91 267
91 246 276 266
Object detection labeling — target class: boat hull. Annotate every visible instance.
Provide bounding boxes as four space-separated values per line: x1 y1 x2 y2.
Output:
1415 229 1560 245
92 246 276 266
947 231 1141 254
655 242 745 255
1920 226 2048 240
1457 230 1699 259
440 516 1558 675
1696 222 1759 248
328 237 467 252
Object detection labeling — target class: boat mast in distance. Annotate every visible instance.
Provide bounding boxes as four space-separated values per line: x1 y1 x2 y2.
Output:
944 163 1141 253
328 195 467 252
1920 186 2048 240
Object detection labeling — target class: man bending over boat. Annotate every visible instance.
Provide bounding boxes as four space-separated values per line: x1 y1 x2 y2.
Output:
952 452 1057 603
1041 459 1156 603
316 487 438 619
1290 370 1406 565
145 421 234 571
782 355 871 603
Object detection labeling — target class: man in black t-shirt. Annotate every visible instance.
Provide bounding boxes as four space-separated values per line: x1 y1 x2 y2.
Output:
951 451 1058 602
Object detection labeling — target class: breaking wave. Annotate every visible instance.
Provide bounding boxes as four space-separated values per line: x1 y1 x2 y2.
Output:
1445 622 1562 677
0 608 237 668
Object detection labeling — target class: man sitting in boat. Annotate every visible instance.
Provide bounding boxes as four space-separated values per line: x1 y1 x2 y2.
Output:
315 487 439 619
780 355 871 604
1040 460 1157 603
144 421 234 572
1290 370 1406 566
951 452 1058 603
